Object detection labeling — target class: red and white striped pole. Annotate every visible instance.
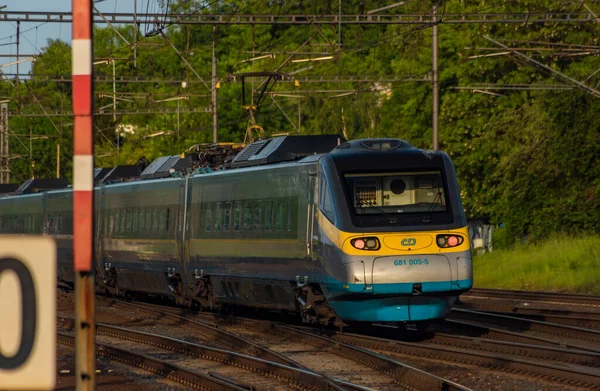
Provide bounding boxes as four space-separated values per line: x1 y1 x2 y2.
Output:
72 0 95 389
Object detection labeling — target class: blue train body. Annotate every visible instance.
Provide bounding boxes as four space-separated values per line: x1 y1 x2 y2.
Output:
0 137 472 327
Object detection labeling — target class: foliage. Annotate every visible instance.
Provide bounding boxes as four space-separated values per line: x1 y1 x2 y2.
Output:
3 0 600 242
473 235 600 294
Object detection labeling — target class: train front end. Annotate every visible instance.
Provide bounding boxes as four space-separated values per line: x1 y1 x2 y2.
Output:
316 139 472 325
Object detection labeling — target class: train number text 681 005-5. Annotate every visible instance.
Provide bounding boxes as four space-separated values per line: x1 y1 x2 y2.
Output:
394 259 429 266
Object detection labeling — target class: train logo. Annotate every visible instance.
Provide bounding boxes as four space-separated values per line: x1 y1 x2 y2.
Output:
401 238 417 246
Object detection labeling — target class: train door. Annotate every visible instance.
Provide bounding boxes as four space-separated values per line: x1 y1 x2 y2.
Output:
41 193 48 235
177 176 192 299
306 170 320 263
95 187 106 283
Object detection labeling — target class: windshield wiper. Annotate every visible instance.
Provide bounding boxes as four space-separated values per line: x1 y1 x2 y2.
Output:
360 200 397 224
421 191 443 223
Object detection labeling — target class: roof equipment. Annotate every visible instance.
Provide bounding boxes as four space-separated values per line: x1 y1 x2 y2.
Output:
230 134 343 168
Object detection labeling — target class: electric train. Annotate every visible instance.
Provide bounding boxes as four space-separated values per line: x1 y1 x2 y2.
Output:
0 136 472 327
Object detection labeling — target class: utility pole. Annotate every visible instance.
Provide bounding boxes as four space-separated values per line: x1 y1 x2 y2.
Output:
16 21 21 83
432 5 439 150
56 143 60 178
29 119 33 179
338 0 342 65
298 100 301 133
133 0 137 68
212 25 217 143
112 59 116 122
72 0 96 389
0 103 8 184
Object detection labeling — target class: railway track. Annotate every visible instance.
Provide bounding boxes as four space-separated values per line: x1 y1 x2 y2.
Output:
320 328 600 389
57 332 249 391
94 298 469 390
438 319 600 353
479 309 600 330
449 308 600 346
58 316 348 391
459 288 600 329
106 298 600 389
463 288 600 307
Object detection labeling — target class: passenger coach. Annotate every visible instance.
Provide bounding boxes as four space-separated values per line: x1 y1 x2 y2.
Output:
0 135 472 328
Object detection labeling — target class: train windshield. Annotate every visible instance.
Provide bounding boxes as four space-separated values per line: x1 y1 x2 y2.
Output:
344 171 447 216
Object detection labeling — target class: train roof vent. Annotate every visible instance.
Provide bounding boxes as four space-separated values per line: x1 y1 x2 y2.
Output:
94 168 113 185
14 178 70 195
140 155 188 179
0 184 18 195
230 135 343 168
100 165 142 184
233 139 271 163
333 138 413 152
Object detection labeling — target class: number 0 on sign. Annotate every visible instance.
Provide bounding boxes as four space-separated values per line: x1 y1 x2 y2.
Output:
0 237 56 390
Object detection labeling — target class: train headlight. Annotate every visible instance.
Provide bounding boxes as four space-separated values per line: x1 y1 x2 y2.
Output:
436 234 464 248
353 239 366 249
351 237 380 250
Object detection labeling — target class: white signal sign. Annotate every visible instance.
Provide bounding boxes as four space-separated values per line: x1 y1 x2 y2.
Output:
0 237 56 390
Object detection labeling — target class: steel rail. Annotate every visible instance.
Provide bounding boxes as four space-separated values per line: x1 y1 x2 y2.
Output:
97 298 299 368
442 319 600 353
133 305 471 390
324 329 600 389
464 288 600 307
269 323 472 391
57 332 248 391
96 299 365 391
450 308 600 345
0 11 595 24
488 310 600 330
458 300 600 329
57 316 347 391
428 332 600 368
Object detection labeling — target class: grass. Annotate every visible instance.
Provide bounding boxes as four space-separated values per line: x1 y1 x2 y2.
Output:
473 235 600 294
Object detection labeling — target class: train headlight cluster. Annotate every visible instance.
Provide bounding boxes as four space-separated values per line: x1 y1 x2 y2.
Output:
436 234 464 248
351 237 380 250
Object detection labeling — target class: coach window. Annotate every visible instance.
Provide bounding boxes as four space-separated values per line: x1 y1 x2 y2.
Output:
243 201 252 231
109 214 114 236
265 200 274 231
138 209 145 233
233 201 241 231
112 210 117 234
132 209 138 234
165 208 170 232
253 201 262 231
48 213 54 234
143 209 150 232
126 209 132 233
157 209 166 237
121 209 127 235
287 198 293 231
223 202 232 231
204 203 212 232
319 176 335 223
214 202 222 231
275 200 286 231
151 208 159 235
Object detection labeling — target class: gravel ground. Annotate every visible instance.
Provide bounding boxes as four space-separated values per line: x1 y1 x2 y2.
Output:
222 324 399 390
55 344 178 391
57 289 600 390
